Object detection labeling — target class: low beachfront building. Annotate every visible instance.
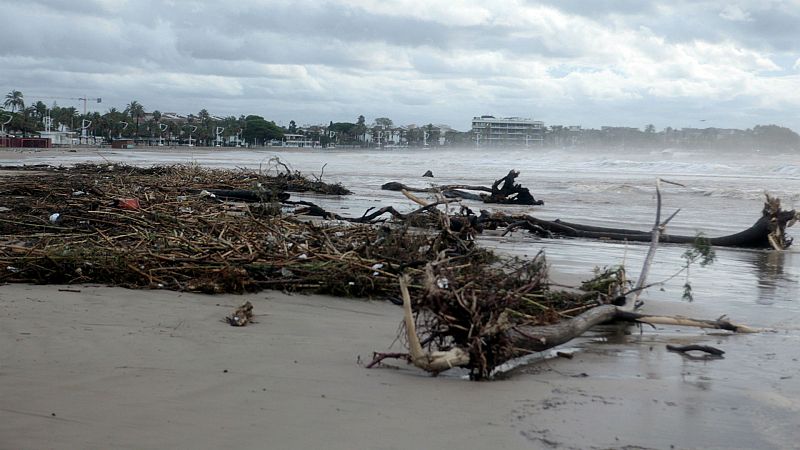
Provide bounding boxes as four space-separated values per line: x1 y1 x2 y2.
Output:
471 116 544 147
270 133 319 148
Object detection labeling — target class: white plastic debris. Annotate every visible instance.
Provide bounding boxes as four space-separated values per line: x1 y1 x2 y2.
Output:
298 253 308 260
72 190 86 196
371 263 384 276
49 213 61 223
7 266 19 273
436 277 449 289
198 190 216 198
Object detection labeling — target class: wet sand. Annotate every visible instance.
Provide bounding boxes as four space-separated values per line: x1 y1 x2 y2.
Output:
2 284 799 450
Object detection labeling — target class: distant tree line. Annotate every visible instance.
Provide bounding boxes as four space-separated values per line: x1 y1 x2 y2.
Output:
6 89 797 151
1 90 287 146
2 90 478 148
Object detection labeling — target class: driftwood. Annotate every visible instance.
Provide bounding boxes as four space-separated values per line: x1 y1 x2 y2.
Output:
485 170 543 205
508 307 758 353
372 180 766 379
285 199 453 226
666 344 725 356
381 170 544 206
379 277 758 376
381 181 492 194
501 194 798 250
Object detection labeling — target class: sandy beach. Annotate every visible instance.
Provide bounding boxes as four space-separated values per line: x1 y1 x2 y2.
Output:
2 283 799 450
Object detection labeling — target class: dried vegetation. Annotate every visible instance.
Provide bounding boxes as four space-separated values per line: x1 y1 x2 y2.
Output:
0 163 619 378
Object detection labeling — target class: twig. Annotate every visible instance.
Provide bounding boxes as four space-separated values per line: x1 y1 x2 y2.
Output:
666 344 725 356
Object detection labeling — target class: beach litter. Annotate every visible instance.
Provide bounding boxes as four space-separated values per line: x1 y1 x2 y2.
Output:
226 301 254 326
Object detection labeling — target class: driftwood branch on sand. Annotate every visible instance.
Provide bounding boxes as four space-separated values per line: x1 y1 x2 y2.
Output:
385 276 759 376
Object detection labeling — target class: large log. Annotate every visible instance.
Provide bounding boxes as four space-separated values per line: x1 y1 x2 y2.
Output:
507 306 759 355
504 195 798 249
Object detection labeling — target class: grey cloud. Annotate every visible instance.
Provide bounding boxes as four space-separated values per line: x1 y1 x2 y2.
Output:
532 0 658 17
3 0 800 131
739 8 800 51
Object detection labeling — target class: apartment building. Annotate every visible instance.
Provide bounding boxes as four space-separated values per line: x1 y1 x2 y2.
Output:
471 116 544 147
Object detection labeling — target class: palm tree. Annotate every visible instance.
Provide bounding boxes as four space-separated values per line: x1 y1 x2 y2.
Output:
125 101 145 138
197 109 212 145
4 90 24 113
32 101 47 121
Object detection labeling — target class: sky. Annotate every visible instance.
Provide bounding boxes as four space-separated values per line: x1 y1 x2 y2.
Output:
3 0 800 131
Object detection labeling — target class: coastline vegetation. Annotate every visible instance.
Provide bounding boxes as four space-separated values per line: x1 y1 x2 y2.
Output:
4 89 799 150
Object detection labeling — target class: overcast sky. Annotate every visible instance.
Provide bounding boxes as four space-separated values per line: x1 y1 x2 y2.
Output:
3 0 800 131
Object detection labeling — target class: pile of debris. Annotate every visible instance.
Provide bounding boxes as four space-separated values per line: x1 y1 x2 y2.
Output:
0 163 427 296
0 163 785 379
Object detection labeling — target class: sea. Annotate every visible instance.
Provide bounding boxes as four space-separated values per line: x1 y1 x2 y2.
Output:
4 146 800 447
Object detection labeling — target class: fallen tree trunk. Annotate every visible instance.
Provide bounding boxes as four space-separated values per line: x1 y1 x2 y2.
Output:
503 194 798 249
507 306 759 354
381 181 493 193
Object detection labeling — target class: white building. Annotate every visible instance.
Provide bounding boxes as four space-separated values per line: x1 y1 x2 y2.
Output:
271 133 318 148
471 116 544 147
39 131 74 146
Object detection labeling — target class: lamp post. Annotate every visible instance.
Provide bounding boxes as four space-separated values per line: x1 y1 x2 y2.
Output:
81 119 92 145
186 125 198 147
158 123 168 146
1 114 11 137
215 126 225 147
